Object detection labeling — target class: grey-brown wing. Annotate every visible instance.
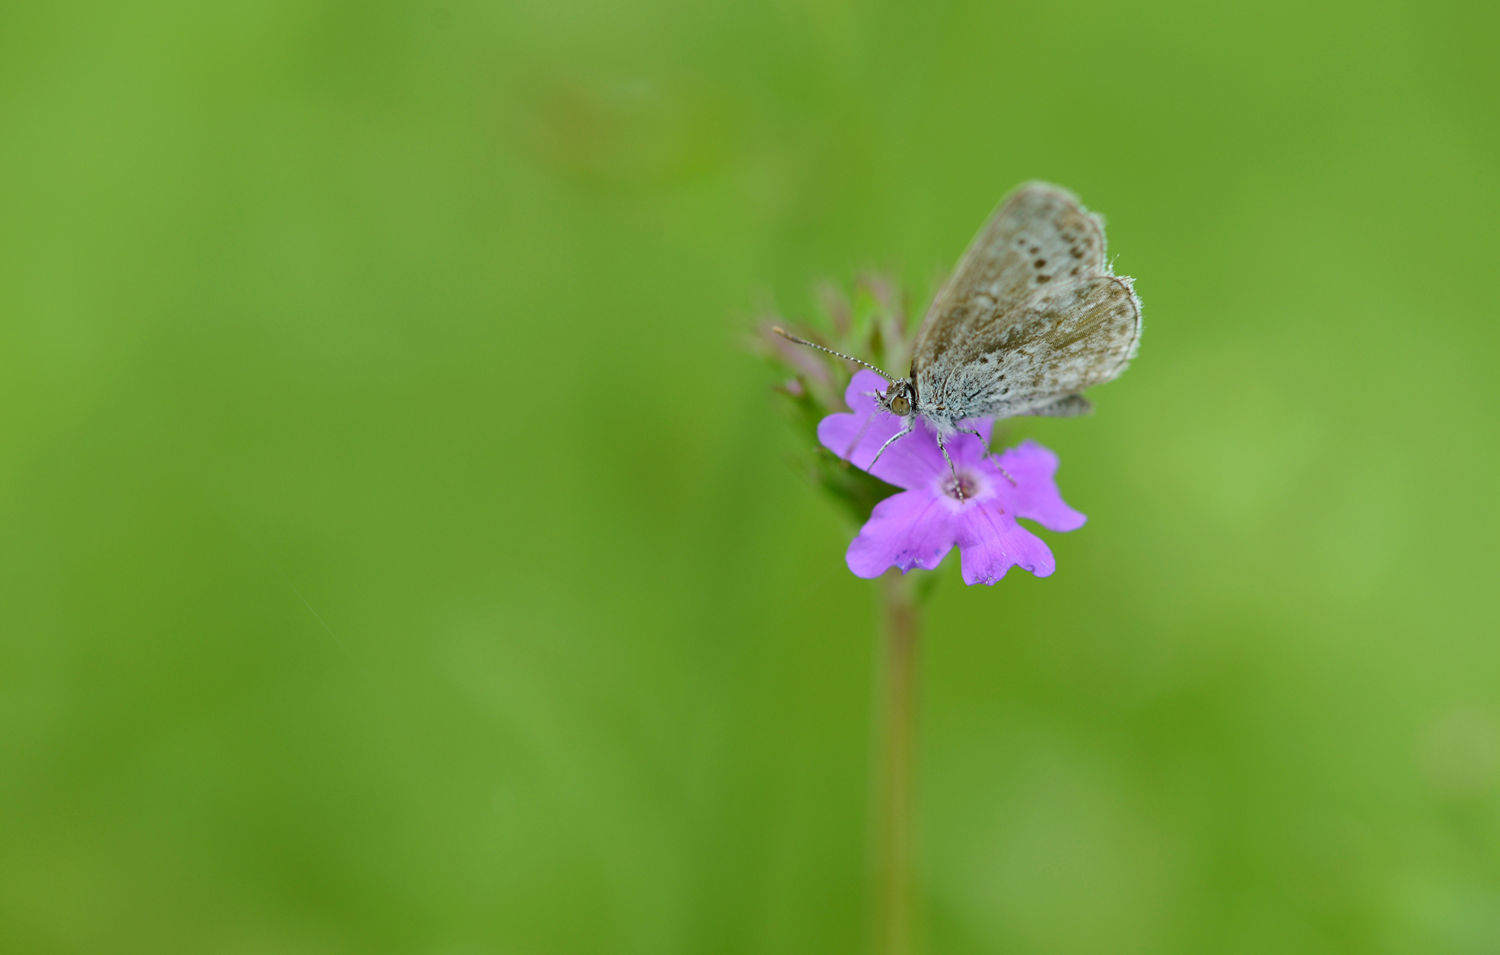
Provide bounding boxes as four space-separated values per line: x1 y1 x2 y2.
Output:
912 275 1141 422
1027 394 1092 417
912 182 1110 373
984 275 1141 414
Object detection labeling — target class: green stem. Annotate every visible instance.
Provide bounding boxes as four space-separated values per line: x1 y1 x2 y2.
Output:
875 572 921 955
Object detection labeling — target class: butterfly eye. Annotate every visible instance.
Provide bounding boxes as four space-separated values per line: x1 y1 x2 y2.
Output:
889 395 911 416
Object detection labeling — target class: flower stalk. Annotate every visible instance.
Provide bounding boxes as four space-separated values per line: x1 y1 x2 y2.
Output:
874 571 920 955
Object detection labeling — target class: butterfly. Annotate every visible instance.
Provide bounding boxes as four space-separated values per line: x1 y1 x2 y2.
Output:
776 182 1141 492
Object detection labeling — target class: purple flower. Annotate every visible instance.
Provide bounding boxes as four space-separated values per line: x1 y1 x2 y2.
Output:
817 371 1087 586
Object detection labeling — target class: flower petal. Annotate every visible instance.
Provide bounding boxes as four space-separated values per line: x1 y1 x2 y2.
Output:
993 440 1087 532
955 500 1058 585
816 370 947 490
842 369 892 412
846 489 958 578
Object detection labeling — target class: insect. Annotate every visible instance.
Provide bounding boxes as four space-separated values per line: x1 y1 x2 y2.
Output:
775 182 1141 495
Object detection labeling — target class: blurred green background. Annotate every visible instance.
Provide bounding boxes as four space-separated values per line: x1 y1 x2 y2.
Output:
3 1 1498 952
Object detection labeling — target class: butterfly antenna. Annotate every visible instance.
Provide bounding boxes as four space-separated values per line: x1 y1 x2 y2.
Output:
770 327 894 381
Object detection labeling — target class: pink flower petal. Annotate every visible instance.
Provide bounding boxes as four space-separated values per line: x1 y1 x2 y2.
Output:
994 440 1087 532
845 489 959 578
955 500 1058 585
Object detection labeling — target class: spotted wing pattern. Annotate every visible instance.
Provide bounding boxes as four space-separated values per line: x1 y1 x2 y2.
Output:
910 183 1141 426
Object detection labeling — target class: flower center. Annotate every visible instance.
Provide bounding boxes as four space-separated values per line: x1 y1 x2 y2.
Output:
941 471 980 501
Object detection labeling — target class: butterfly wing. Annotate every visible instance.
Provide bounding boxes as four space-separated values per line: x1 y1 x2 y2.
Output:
910 183 1141 420
984 275 1140 410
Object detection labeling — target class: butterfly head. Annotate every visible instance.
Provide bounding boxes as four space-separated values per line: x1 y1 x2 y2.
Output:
877 379 916 419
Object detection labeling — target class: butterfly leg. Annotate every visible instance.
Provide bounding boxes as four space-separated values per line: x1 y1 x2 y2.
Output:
934 432 969 501
955 426 1016 486
864 420 914 473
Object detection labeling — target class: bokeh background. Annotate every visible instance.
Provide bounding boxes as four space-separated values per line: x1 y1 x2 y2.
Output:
3 1 1498 952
